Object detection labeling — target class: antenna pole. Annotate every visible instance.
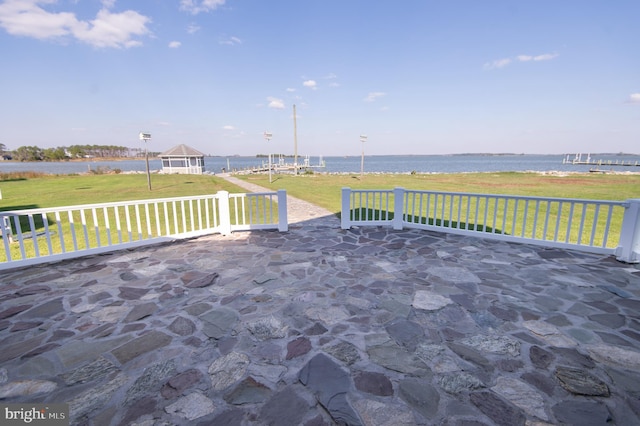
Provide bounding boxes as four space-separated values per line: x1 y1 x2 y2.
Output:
293 104 298 174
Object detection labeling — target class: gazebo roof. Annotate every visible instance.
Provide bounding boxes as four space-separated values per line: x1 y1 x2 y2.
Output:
159 144 205 157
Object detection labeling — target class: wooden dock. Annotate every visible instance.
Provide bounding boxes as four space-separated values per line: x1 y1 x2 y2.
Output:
235 157 326 175
563 154 640 168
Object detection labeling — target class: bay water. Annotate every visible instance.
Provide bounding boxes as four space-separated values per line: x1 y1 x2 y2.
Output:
1 154 639 175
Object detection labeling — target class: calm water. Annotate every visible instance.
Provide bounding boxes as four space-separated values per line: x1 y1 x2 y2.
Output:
1 154 639 175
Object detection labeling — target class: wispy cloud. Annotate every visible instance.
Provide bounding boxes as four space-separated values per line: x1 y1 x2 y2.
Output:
286 88 296 92
484 53 559 70
0 1 151 48
180 0 226 15
303 80 317 90
222 125 235 130
364 92 386 102
628 93 640 104
187 23 200 34
168 41 181 48
267 97 285 109
219 35 241 46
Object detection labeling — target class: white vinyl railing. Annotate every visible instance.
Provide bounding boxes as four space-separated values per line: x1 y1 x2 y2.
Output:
0 190 288 270
341 187 640 263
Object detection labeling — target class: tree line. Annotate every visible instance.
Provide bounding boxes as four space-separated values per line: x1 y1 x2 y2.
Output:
0 144 148 162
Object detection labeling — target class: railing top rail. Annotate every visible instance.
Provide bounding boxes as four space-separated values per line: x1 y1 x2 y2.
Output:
400 188 627 206
230 192 278 197
0 193 256 217
343 188 394 193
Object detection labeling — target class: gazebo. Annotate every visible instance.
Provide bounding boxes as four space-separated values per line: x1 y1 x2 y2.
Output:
159 144 206 174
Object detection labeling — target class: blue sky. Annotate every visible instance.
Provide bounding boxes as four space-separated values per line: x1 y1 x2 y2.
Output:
1 0 638 157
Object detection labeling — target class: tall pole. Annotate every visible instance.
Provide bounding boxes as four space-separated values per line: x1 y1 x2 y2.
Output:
145 145 151 191
360 134 367 177
139 132 152 190
264 132 272 183
293 104 298 174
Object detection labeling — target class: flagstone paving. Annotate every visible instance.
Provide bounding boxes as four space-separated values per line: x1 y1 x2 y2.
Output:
1 181 640 425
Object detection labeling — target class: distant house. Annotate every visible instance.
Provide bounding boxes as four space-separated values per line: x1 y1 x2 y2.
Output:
159 144 205 175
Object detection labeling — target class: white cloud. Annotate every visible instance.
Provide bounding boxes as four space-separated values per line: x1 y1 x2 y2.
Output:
168 40 181 48
364 92 386 102
0 1 151 48
187 23 200 34
180 0 226 15
518 53 558 62
303 80 317 89
329 82 340 88
219 35 241 45
222 125 235 130
267 97 285 109
485 53 559 70
484 58 512 70
285 87 296 92
324 72 337 79
74 9 151 48
628 93 640 103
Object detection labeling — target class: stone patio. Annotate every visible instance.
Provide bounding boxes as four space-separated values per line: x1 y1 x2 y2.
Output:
1 181 640 425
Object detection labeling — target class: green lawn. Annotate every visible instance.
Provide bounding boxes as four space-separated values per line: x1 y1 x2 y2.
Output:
237 171 640 213
0 173 247 211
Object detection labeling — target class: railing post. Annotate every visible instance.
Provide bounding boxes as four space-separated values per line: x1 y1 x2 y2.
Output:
217 191 232 235
277 190 288 232
341 187 351 229
615 199 640 263
393 187 405 230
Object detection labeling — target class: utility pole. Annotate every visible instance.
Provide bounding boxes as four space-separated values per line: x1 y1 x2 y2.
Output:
264 131 273 183
360 134 367 177
293 104 298 174
139 132 152 190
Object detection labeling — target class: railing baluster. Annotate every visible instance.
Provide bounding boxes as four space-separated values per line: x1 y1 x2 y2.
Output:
520 199 528 238
125 205 133 242
491 198 499 234
542 201 551 241
457 194 463 229
589 204 600 247
180 200 187 233
91 208 100 247
531 200 539 239
55 211 66 253
577 203 588 245
80 209 90 249
188 199 195 232
27 214 39 257
114 206 123 244
554 201 563 242
154 203 161 237
68 210 79 251
502 198 509 235
511 199 518 236
145 203 152 237
197 199 203 230
566 203 575 243
42 212 53 255
602 204 614 248
204 197 211 229
103 207 112 246
14 216 27 260
134 204 143 241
